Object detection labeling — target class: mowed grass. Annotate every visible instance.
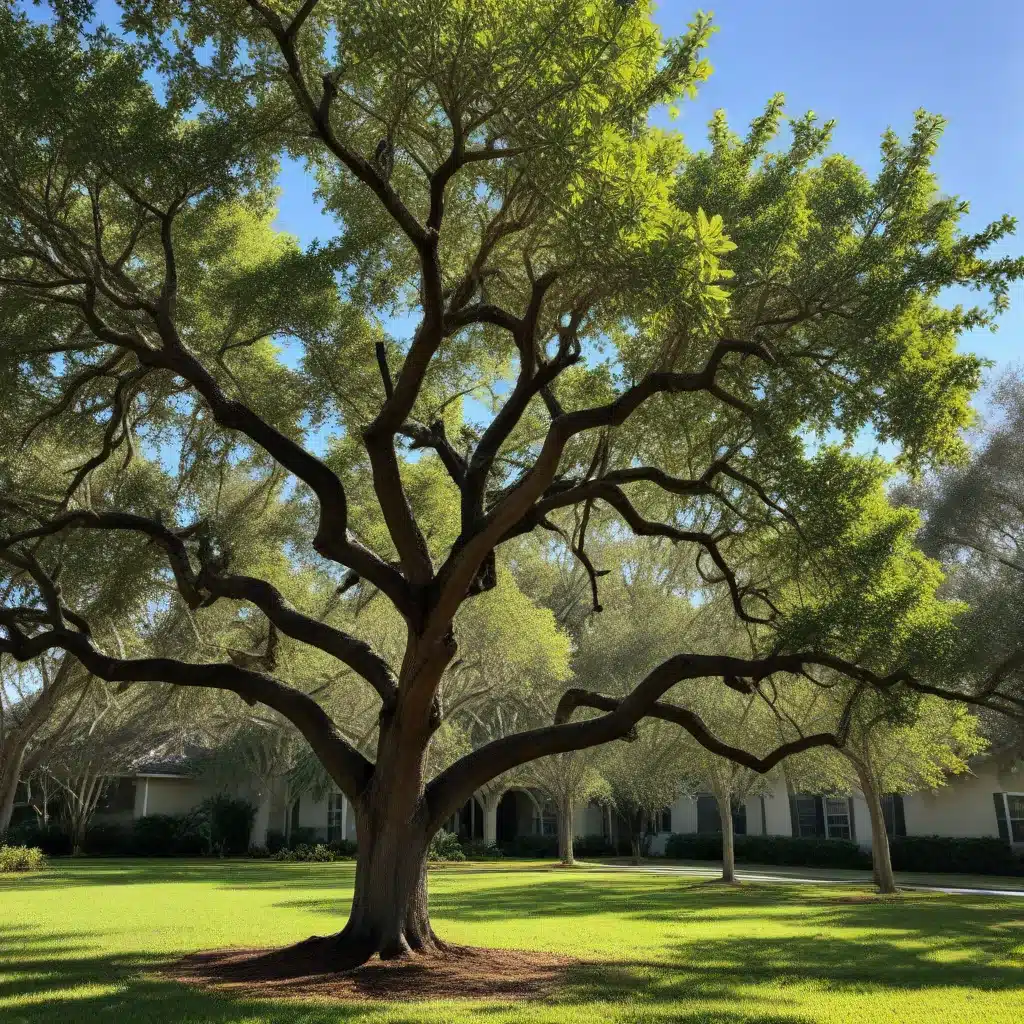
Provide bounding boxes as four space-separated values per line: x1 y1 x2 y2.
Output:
1 860 1022 1024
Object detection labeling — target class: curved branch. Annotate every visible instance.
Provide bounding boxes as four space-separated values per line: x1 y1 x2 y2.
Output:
2 511 399 704
0 623 374 799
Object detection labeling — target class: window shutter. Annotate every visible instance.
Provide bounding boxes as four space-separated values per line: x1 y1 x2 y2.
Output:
847 797 857 842
893 795 907 838
994 793 1010 842
814 797 826 838
788 795 799 837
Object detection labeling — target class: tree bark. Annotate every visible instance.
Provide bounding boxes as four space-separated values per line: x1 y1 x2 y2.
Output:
0 742 27 837
854 760 896 894
557 793 574 865
716 790 736 883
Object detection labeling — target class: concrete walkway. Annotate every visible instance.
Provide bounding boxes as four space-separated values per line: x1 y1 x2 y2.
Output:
586 859 1024 897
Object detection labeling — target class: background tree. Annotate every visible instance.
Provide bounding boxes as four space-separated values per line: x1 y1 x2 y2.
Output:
601 721 687 862
526 749 609 865
899 370 1024 747
1 1 1021 968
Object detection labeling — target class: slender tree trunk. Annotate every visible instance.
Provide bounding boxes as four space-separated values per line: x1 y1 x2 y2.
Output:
557 793 574 865
0 742 27 837
854 761 896 894
715 790 736 884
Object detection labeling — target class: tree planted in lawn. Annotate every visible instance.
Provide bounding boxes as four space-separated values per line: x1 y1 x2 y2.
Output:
1 1 1022 966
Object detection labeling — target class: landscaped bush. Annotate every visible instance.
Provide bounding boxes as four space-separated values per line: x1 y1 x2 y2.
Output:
572 834 618 858
461 839 503 860
82 823 134 856
287 826 319 849
265 829 288 854
663 833 872 870
0 845 47 873
327 839 358 858
889 835 1024 876
3 821 73 857
499 834 559 858
273 842 352 862
200 794 258 857
428 829 466 862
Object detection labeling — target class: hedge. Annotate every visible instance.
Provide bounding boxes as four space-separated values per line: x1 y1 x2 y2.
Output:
664 832 871 869
0 845 47 872
889 835 1024 876
663 832 1024 875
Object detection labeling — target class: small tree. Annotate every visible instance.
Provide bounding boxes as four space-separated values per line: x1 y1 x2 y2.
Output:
527 750 608 865
844 697 986 893
601 722 686 862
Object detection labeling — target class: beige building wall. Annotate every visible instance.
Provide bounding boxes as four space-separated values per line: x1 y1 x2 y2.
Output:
132 776 218 818
903 761 1024 839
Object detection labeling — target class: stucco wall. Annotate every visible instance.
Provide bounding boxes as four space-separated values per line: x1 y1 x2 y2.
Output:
902 761 1024 839
133 776 217 818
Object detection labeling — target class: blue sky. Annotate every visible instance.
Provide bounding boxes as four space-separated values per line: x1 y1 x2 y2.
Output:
274 1 1024 386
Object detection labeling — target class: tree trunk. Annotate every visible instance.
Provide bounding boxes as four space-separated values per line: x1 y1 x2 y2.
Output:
482 792 500 846
854 762 896 894
716 790 736 884
0 742 27 837
557 793 574 865
325 695 448 966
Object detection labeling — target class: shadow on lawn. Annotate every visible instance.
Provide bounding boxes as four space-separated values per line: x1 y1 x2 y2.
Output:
2 874 1022 1024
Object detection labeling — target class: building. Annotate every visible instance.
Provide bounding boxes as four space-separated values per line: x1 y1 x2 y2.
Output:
13 750 1023 854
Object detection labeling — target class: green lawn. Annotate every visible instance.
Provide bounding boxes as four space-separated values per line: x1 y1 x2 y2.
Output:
1 860 1022 1023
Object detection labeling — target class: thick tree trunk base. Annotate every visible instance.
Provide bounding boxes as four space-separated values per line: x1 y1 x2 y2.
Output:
165 940 578 1002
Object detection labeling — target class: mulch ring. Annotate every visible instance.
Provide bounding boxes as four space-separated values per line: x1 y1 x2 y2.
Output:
163 942 580 1002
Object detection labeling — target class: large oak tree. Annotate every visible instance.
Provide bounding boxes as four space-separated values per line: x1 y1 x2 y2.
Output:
1 1 1022 965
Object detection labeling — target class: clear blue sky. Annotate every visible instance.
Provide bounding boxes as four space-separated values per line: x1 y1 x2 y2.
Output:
274 1 1023 386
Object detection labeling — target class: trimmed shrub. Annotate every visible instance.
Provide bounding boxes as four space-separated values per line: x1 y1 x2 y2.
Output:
82 823 133 856
428 829 466 862
287 826 319 849
499 834 558 858
200 794 258 857
132 814 192 857
0 845 46 873
327 839 358 858
265 829 288 854
273 842 345 862
461 839 503 860
572 834 618 858
3 822 72 857
663 833 871 870
889 835 1024 876
247 844 272 858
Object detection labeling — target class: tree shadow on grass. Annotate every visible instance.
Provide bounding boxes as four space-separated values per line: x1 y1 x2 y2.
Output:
0 921 820 1024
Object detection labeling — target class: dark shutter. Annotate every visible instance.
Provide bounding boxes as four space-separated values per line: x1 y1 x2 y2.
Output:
788 795 799 837
760 796 768 835
848 797 857 842
697 795 720 834
733 801 747 836
814 797 826 838
994 793 1010 842
893 795 907 837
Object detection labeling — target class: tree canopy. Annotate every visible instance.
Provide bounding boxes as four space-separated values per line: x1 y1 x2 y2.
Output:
0 0 1021 963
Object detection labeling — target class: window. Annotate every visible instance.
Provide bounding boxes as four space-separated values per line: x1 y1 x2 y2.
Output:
1000 793 1024 843
660 807 672 834
794 795 820 838
732 801 747 837
824 797 851 840
95 777 135 814
882 794 906 838
327 793 347 842
536 801 557 836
